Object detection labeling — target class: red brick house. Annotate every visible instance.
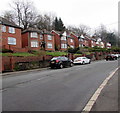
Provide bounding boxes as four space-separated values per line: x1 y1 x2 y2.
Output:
78 34 90 47
70 32 79 48
89 36 97 47
0 17 22 51
51 30 76 51
22 28 55 51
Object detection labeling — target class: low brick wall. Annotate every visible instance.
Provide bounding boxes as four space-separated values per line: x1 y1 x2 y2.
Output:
2 55 52 72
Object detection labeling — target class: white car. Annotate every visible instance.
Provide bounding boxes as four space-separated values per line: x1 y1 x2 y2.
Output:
73 57 91 64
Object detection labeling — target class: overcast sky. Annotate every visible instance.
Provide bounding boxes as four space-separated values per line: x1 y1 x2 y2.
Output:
0 0 119 32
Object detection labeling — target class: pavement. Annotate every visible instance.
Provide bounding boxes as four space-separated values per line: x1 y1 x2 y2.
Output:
90 68 119 112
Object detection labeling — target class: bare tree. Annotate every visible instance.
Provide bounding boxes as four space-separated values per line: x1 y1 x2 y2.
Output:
9 0 38 29
93 24 108 41
35 13 56 31
67 24 91 36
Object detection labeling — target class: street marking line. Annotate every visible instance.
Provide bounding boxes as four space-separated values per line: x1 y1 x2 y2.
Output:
82 67 119 112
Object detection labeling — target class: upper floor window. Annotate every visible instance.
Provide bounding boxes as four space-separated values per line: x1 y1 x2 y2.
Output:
61 36 66 40
40 34 43 39
70 39 73 42
2 25 6 32
79 38 83 41
48 35 52 40
8 37 16 45
30 32 38 38
9 27 15 34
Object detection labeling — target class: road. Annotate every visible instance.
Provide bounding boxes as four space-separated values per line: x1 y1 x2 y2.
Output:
2 60 118 111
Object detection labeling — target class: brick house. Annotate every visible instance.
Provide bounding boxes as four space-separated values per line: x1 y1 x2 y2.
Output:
22 28 55 51
89 36 97 47
78 34 90 47
70 32 79 48
51 30 76 51
0 17 22 51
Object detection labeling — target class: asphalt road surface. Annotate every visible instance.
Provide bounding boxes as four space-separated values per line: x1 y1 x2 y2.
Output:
2 60 118 111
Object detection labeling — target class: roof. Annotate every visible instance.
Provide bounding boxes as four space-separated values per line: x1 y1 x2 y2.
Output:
22 27 53 36
22 27 42 34
0 17 22 29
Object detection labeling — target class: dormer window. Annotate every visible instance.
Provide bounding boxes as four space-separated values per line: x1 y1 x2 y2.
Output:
70 39 73 42
61 36 66 40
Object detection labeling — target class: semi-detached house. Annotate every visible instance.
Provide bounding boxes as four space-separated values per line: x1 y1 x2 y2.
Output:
51 30 76 51
0 17 22 51
22 28 55 51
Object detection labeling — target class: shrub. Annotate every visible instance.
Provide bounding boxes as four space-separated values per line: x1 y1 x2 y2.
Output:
1 49 13 53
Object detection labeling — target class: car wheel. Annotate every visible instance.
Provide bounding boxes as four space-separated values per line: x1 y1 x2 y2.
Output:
70 63 73 67
59 64 63 69
82 61 85 65
51 66 54 69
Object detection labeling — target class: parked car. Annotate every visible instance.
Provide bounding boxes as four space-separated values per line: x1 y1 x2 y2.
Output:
105 54 117 61
113 54 120 58
50 56 73 69
73 57 91 65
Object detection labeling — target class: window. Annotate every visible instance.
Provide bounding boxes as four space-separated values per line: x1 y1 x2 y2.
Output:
48 35 52 40
70 39 73 42
40 34 43 39
2 25 6 32
79 38 83 41
30 32 38 38
47 43 52 48
31 40 38 47
9 27 15 33
61 36 66 40
8 37 16 45
61 44 67 48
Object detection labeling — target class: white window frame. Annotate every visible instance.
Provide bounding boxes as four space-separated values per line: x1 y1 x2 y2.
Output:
2 25 6 32
30 32 38 38
61 44 67 48
9 27 15 34
61 36 66 40
70 39 73 42
8 37 16 45
40 34 43 39
31 40 38 47
47 43 53 48
48 35 52 40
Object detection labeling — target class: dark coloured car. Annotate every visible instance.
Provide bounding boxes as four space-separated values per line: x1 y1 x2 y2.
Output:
105 54 117 61
50 56 73 69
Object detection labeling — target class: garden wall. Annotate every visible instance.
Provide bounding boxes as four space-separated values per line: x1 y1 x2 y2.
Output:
2 55 52 72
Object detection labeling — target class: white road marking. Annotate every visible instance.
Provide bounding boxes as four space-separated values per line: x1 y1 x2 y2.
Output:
82 67 119 112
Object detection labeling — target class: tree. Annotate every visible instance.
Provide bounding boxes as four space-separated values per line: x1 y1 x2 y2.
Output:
67 24 91 36
8 0 38 29
35 13 56 31
3 11 15 22
53 17 65 31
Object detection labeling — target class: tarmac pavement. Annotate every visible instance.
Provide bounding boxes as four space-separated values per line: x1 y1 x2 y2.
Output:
90 68 119 112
